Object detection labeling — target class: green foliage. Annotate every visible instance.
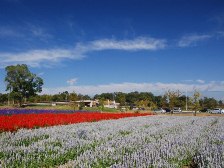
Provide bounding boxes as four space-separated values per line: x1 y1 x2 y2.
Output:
200 97 218 109
210 118 218 126
115 92 126 106
1 86 223 109
0 151 4 159
5 64 43 106
165 90 182 113
143 124 150 128
94 93 114 100
191 90 201 116
168 150 194 167
91 158 118 168
15 135 50 147
119 130 132 136
83 107 119 112
3 140 101 168
0 93 8 105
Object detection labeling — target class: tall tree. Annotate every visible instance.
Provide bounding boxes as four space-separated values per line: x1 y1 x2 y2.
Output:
5 64 43 106
115 92 126 106
70 92 78 101
165 90 182 114
200 97 218 109
191 90 201 116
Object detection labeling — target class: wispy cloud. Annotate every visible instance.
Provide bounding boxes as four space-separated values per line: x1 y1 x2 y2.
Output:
67 78 78 85
28 24 53 41
87 37 166 51
0 36 166 68
216 31 224 39
183 79 205 84
0 49 85 68
0 24 53 42
178 34 212 47
0 26 24 38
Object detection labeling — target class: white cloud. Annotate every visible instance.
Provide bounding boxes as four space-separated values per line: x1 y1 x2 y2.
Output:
87 37 166 51
196 79 205 84
0 36 166 68
178 34 212 47
67 78 78 85
42 81 224 99
183 79 206 84
0 49 85 68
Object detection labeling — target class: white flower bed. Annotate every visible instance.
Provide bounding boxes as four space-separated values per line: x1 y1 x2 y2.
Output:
0 116 223 167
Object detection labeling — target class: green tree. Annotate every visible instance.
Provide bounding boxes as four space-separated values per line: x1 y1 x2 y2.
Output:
191 90 201 116
165 90 182 114
135 99 150 108
94 93 114 100
115 92 126 106
200 97 218 109
126 91 141 105
52 94 60 102
69 92 78 101
67 92 79 111
5 64 43 106
154 96 163 108
0 93 8 105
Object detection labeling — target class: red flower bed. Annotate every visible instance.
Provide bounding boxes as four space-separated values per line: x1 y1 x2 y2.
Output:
0 112 152 132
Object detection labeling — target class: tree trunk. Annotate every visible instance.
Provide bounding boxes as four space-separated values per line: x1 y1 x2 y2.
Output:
194 110 196 116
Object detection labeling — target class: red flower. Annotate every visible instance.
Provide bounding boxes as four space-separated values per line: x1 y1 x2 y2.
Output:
0 112 153 132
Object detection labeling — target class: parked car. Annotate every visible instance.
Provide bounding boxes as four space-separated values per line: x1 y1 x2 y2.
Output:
210 108 224 114
153 108 166 113
221 109 224 114
200 108 211 113
172 107 182 113
132 106 139 111
164 108 171 113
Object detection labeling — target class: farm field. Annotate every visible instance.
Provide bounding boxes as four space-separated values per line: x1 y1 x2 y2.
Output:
0 115 224 167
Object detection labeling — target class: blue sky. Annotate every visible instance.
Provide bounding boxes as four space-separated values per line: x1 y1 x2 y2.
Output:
0 0 224 100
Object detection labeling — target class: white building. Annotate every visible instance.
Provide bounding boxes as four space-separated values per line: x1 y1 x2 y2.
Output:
75 100 99 107
104 100 120 109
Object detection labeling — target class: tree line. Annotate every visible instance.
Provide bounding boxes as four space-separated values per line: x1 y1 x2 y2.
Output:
0 90 223 110
1 64 223 110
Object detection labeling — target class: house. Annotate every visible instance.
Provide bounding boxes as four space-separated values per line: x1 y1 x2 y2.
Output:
104 100 120 109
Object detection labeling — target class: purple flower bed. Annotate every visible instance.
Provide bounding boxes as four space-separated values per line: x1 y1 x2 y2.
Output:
0 109 92 115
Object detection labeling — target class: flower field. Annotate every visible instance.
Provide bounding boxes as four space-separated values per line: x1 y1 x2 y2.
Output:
0 115 224 167
0 112 150 132
0 109 84 115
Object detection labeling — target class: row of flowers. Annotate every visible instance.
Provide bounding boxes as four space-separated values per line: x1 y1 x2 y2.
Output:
0 108 87 115
0 112 151 132
0 116 223 167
